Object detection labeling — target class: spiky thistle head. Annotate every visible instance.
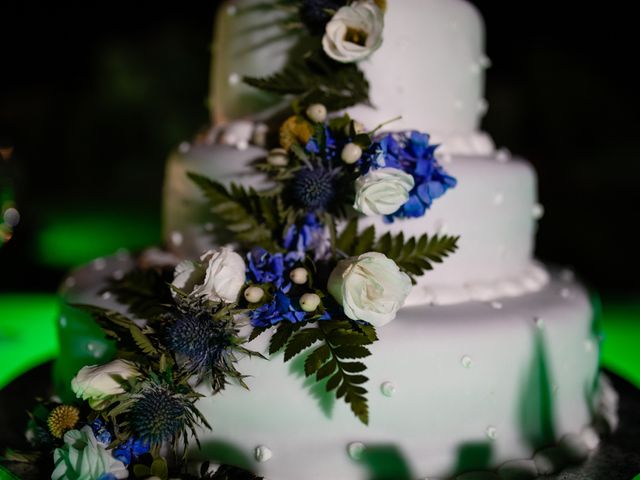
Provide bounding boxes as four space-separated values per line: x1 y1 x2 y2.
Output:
165 312 240 389
291 165 341 211
128 382 201 447
47 405 80 439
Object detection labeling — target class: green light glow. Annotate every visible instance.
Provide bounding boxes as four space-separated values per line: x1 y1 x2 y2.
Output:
0 294 60 389
600 302 640 387
37 210 160 268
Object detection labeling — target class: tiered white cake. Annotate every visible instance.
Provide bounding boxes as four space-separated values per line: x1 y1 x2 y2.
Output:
59 1 616 479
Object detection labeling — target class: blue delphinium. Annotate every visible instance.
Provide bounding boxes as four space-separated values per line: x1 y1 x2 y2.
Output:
283 214 329 262
247 247 288 288
91 419 149 466
362 131 457 221
112 436 150 466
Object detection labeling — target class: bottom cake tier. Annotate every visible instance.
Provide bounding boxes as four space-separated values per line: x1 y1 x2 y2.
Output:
55 254 617 480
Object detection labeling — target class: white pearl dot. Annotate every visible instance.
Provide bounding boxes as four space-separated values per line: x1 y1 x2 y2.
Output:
101 291 112 300
490 301 503 310
560 269 575 283
3 207 20 227
87 342 95 352
479 55 492 69
113 270 125 281
380 381 396 397
93 258 107 271
560 288 571 299
170 231 183 247
584 339 595 353
461 355 472 369
495 148 511 163
532 203 545 220
493 192 504 206
486 426 498 440
254 445 272 462
59 316 67 327
178 141 191 154
477 98 489 115
228 72 241 86
226 4 237 15
236 139 249 151
347 442 365 461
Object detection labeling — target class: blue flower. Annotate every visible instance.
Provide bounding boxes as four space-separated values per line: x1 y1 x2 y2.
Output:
112 436 150 466
283 214 329 262
247 248 288 288
250 291 331 328
91 419 113 446
363 131 456 221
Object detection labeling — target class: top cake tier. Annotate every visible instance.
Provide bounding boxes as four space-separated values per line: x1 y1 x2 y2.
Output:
211 0 489 144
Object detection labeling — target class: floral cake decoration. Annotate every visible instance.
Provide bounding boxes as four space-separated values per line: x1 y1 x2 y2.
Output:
2 2 460 479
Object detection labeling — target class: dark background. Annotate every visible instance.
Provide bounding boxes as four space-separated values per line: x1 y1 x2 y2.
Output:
1 1 638 296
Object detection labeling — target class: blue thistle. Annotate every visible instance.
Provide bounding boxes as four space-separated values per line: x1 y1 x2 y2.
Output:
166 312 238 389
292 166 338 211
129 384 193 446
299 0 346 34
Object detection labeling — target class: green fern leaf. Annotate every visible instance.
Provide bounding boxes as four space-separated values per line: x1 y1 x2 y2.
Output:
284 328 323 362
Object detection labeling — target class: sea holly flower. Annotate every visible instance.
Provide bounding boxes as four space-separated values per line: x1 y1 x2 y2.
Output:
322 1 384 63
353 167 415 216
328 252 411 327
52 426 128 480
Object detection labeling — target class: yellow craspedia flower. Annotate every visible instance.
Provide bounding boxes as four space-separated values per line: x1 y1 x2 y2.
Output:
48 405 80 439
279 116 314 150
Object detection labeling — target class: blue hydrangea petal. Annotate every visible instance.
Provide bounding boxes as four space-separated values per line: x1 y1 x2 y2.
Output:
402 195 426 217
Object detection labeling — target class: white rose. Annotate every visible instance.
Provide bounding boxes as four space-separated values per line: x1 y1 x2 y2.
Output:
322 1 384 63
353 167 415 216
328 252 412 327
71 360 139 409
52 426 129 480
171 247 246 303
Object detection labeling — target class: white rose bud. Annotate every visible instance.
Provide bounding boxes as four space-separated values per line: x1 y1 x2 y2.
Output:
341 143 363 164
290 267 309 285
328 252 412 327
267 148 289 167
300 293 321 312
306 103 327 123
244 286 265 303
353 167 415 216
71 360 140 410
322 2 384 63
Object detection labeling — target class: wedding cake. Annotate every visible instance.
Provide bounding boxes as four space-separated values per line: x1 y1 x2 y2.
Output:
21 1 617 480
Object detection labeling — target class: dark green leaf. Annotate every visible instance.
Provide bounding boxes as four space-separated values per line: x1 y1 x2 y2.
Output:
334 345 370 359
283 328 323 362
304 344 331 376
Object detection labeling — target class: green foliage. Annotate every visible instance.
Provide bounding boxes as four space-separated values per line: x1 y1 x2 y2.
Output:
188 173 289 251
336 218 460 283
104 268 174 320
268 319 377 425
244 46 370 111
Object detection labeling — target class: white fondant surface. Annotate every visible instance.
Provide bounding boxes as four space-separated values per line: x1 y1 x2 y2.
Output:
347 0 490 146
57 256 606 480
211 0 294 123
162 142 546 305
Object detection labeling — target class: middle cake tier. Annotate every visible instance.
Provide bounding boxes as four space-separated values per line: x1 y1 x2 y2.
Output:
163 141 548 306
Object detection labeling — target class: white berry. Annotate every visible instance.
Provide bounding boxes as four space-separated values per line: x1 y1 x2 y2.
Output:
300 293 321 312
267 148 288 167
341 143 363 164
290 267 309 285
306 103 327 123
244 286 264 303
